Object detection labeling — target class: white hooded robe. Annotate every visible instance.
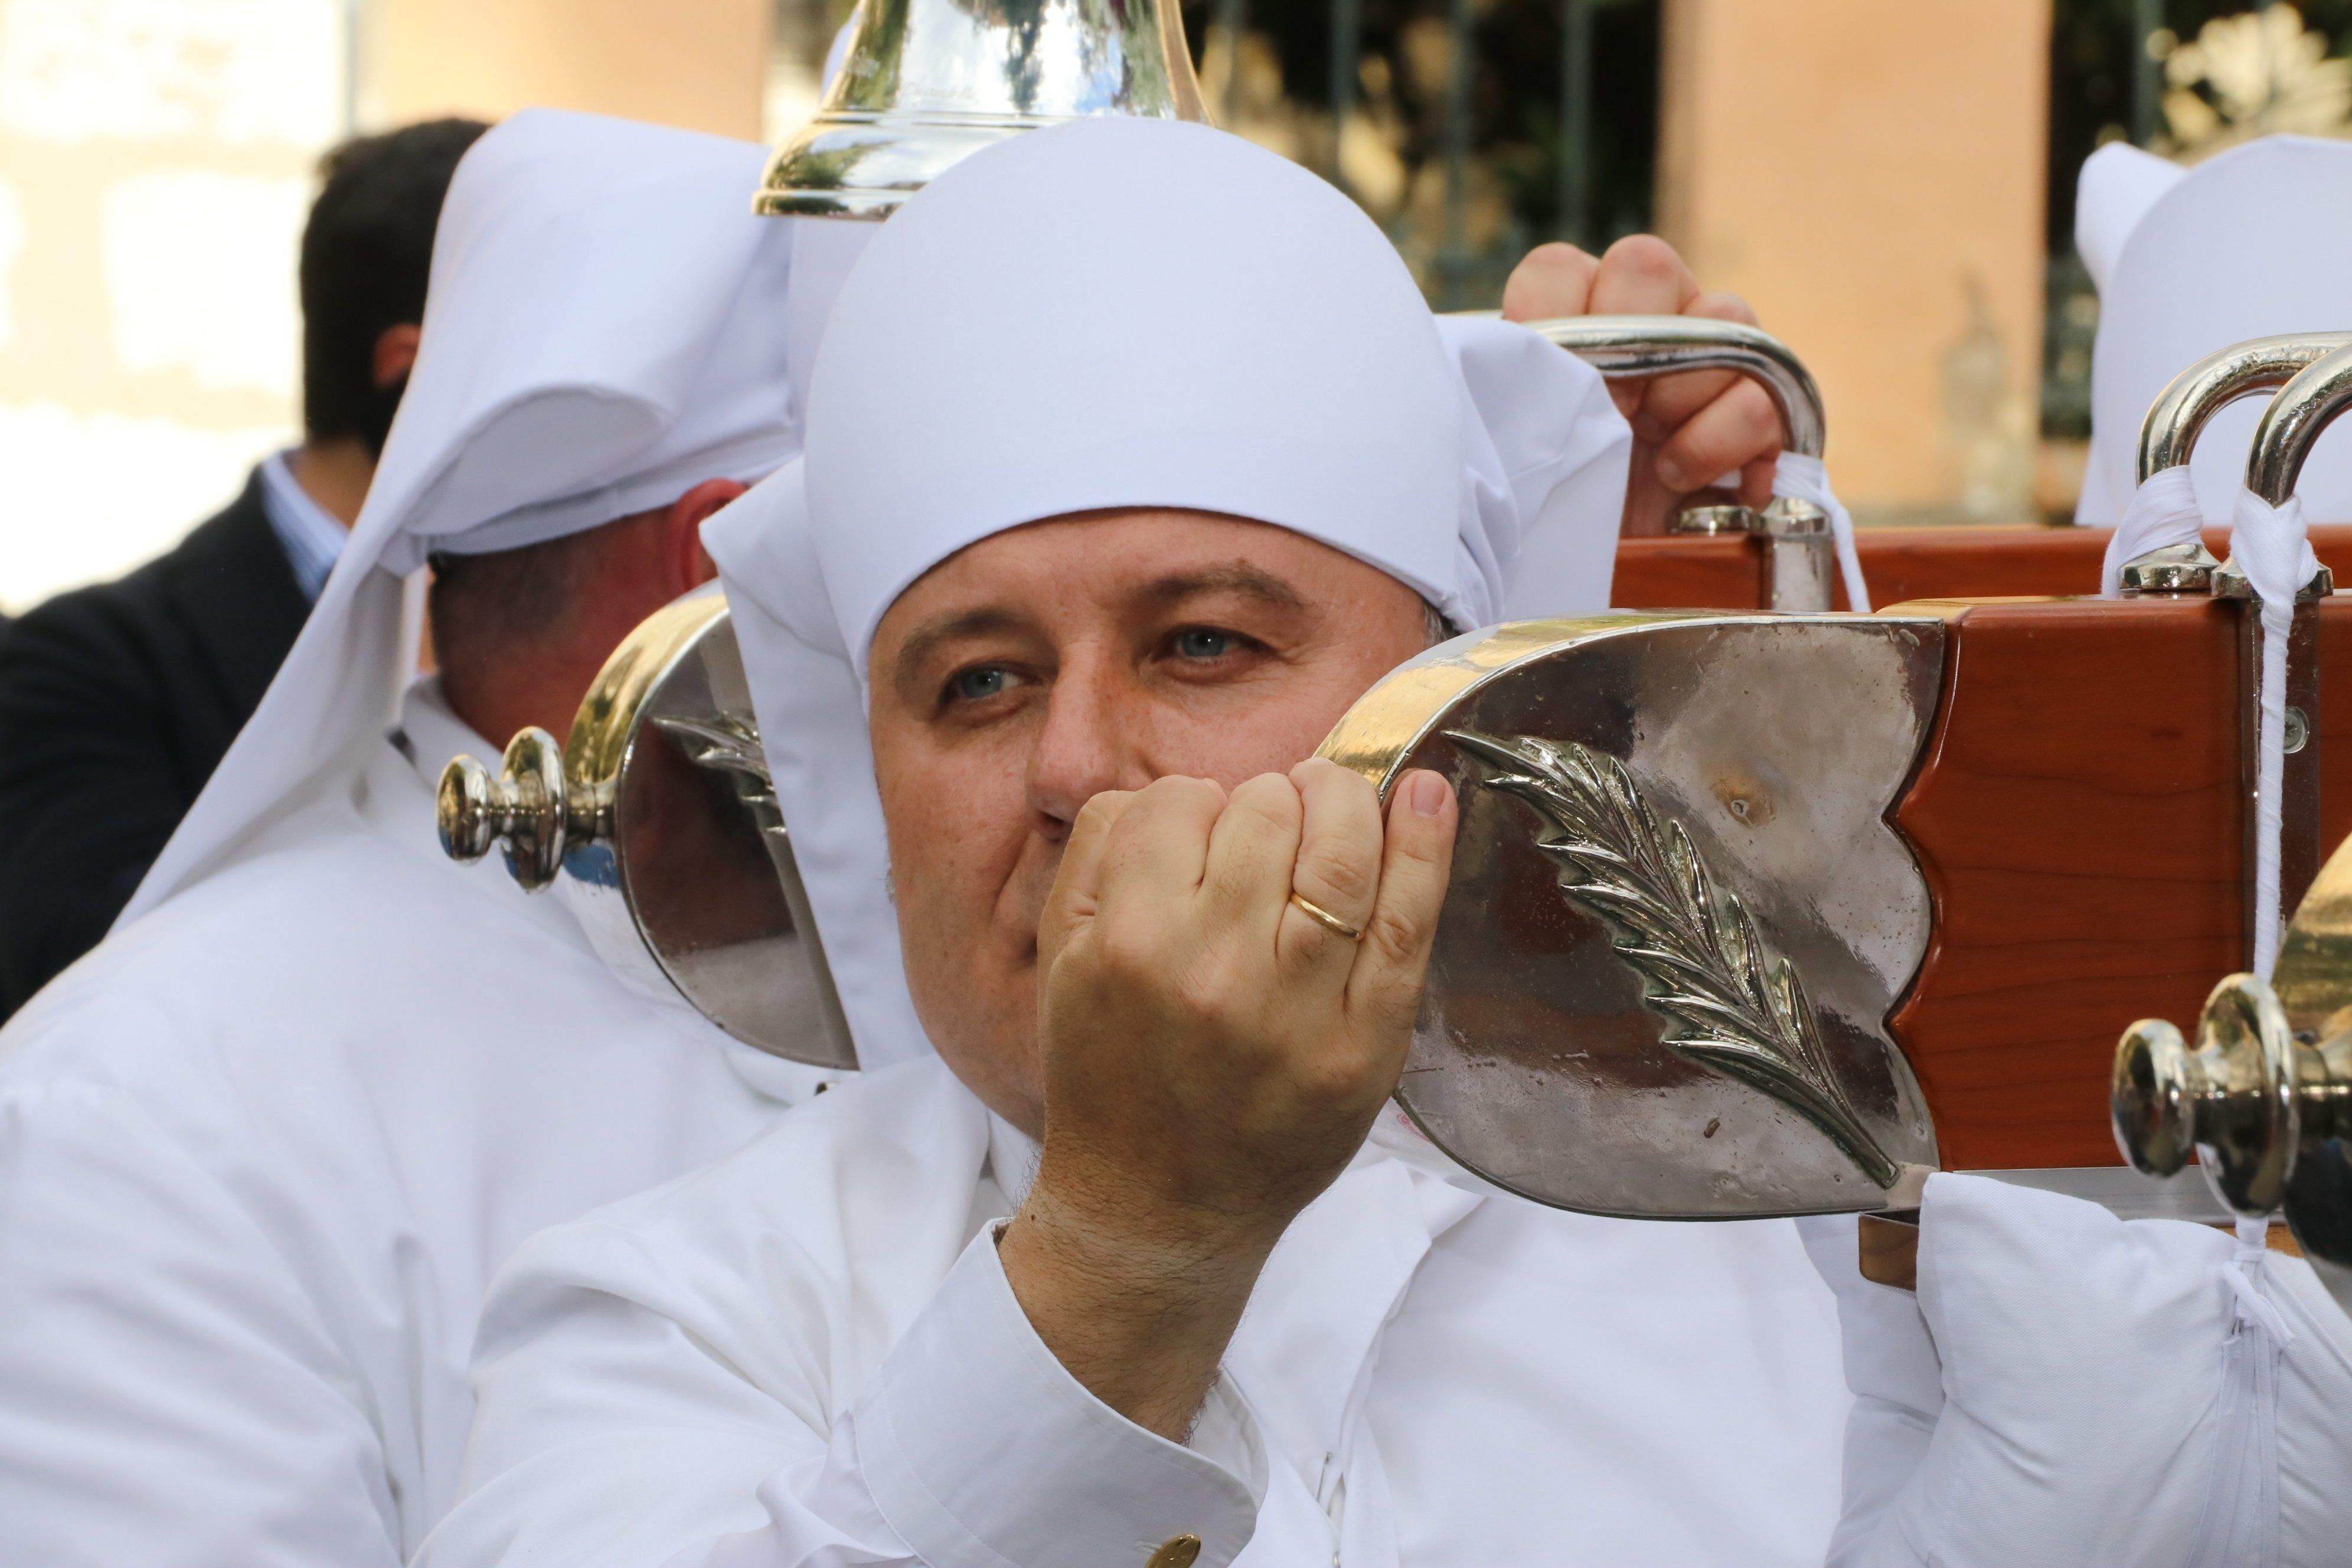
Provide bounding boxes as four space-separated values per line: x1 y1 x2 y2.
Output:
420 120 2352 1568
0 110 839 1566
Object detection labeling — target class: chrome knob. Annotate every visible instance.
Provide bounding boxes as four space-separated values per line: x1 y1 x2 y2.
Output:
2111 1017 2201 1178
436 727 571 892
2113 974 2307 1216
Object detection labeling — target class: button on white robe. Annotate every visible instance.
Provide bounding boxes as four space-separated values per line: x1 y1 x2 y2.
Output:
421 1055 1851 1568
0 683 826 1566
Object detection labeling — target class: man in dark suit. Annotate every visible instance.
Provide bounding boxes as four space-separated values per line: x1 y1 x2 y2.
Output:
0 117 486 1018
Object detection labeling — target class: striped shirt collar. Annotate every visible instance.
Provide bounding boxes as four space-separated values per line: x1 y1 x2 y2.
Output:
256 448 349 601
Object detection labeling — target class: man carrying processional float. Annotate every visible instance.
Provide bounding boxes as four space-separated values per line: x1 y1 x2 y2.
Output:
5 8 2352 1568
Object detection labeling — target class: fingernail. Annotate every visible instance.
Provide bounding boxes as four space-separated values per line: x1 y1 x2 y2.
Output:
1655 454 1691 491
1406 770 1449 817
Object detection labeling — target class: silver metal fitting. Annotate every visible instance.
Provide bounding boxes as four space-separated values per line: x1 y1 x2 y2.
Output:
2211 560 2334 602
1669 504 1760 537
2117 540 2222 595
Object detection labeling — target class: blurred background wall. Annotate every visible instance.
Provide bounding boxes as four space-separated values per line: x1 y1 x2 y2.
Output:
365 0 769 136
0 0 349 612
1657 1 2052 517
6 0 2352 611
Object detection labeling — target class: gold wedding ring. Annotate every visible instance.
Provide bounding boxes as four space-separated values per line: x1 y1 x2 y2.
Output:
1288 891 1364 942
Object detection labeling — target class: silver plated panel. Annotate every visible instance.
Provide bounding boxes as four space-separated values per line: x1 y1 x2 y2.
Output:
1364 615 1946 1218
561 616 858 1070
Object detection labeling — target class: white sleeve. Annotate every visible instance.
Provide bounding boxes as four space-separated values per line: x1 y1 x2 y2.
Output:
2260 1248 2352 1568
422 1222 1265 1568
1432 312 1635 622
0 1081 403 1568
1812 1174 2352 1568
1793 1216 1943 1568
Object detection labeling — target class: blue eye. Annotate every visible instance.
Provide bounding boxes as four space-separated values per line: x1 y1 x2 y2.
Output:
948 666 1009 703
1174 628 1233 659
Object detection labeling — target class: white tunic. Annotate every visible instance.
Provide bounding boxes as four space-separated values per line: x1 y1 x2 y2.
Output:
0 682 830 1566
420 1054 1853 1568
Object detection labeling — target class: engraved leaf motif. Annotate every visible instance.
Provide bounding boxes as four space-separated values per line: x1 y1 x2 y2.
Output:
653 713 774 795
1446 730 1901 1190
653 711 797 854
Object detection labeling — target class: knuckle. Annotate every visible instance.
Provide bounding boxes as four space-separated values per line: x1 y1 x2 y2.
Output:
1602 233 1684 287
1732 386 1783 449
1523 239 1596 272
1689 289 1760 326
1073 790 1129 837
1168 776 1226 815
1647 367 1730 416
1169 959 1225 1025
1197 959 1265 1038
1362 904 1427 972
1501 241 1596 318
1227 773 1303 832
1295 839 1377 911
1670 392 1778 475
1095 916 1162 984
1299 758 1380 821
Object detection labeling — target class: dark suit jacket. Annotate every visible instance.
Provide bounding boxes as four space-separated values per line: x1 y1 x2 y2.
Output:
0 469 312 1017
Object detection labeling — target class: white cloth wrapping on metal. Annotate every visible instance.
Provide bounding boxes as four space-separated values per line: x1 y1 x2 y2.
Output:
2100 471 2312 975
1798 1177 2352 1568
2230 488 2321 978
119 108 801 925
2098 463 2204 596
2073 136 2352 534
1773 451 1871 611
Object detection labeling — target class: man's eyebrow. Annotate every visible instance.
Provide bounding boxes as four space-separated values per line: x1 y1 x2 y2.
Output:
888 607 1028 696
1132 564 1309 615
884 564 1312 701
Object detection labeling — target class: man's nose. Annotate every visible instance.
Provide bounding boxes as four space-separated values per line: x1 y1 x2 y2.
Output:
1025 660 1157 839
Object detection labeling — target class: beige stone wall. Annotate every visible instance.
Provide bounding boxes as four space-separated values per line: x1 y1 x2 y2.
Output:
0 0 345 613
364 0 770 140
1657 0 2053 518
0 0 778 614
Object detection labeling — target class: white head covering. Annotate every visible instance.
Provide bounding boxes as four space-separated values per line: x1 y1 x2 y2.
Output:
123 108 802 922
2072 141 2186 292
705 117 1629 1068
2075 135 2352 531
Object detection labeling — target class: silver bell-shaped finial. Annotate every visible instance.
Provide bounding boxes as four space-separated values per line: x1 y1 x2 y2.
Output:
436 727 578 893
757 0 1211 220
2111 821 2352 1319
2112 975 2314 1216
